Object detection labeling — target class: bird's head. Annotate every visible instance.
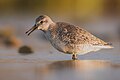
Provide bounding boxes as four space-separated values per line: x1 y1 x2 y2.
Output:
26 15 54 36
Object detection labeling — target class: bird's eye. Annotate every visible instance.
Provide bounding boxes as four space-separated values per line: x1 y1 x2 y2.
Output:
40 21 43 24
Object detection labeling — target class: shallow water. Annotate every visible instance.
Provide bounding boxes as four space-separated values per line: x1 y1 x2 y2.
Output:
0 40 120 80
0 60 120 80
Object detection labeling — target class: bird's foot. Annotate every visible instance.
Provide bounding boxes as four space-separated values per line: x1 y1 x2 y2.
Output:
72 54 78 60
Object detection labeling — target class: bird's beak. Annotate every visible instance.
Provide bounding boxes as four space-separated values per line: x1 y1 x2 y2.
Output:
25 24 38 36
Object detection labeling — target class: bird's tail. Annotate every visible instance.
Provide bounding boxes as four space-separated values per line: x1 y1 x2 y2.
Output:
94 41 114 49
94 45 113 48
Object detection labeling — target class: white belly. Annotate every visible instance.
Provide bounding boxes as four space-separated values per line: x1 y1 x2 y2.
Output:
50 38 100 55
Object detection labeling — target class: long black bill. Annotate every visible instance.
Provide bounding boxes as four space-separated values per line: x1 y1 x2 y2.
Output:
25 25 38 36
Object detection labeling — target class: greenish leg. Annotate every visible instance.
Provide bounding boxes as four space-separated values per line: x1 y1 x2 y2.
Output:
72 54 78 60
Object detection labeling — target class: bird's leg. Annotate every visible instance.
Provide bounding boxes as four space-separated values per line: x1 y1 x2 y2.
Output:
72 54 78 60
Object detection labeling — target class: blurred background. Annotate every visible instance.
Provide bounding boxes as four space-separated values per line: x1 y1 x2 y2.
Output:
0 0 120 80
0 0 119 54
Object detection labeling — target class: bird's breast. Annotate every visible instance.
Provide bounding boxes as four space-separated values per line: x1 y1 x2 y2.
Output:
44 31 66 53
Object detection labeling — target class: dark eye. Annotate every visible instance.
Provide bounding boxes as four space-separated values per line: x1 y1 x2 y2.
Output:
40 21 43 24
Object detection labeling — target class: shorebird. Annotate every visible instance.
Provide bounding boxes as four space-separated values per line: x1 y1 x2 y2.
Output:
26 15 113 60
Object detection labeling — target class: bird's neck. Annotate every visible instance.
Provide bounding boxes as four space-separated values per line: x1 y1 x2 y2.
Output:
42 22 56 33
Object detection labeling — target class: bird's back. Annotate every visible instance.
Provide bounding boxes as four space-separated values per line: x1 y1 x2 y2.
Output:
56 22 109 45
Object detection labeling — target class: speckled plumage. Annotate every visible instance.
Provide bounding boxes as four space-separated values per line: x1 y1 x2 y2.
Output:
26 15 113 60
47 22 110 54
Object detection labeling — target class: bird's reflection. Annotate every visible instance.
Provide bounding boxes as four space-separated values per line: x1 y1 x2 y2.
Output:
36 60 120 80
42 60 109 71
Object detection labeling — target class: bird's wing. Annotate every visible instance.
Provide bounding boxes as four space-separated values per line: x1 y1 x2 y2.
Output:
56 22 112 48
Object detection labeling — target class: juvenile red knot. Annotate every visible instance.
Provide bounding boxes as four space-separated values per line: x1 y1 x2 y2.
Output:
26 15 113 60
